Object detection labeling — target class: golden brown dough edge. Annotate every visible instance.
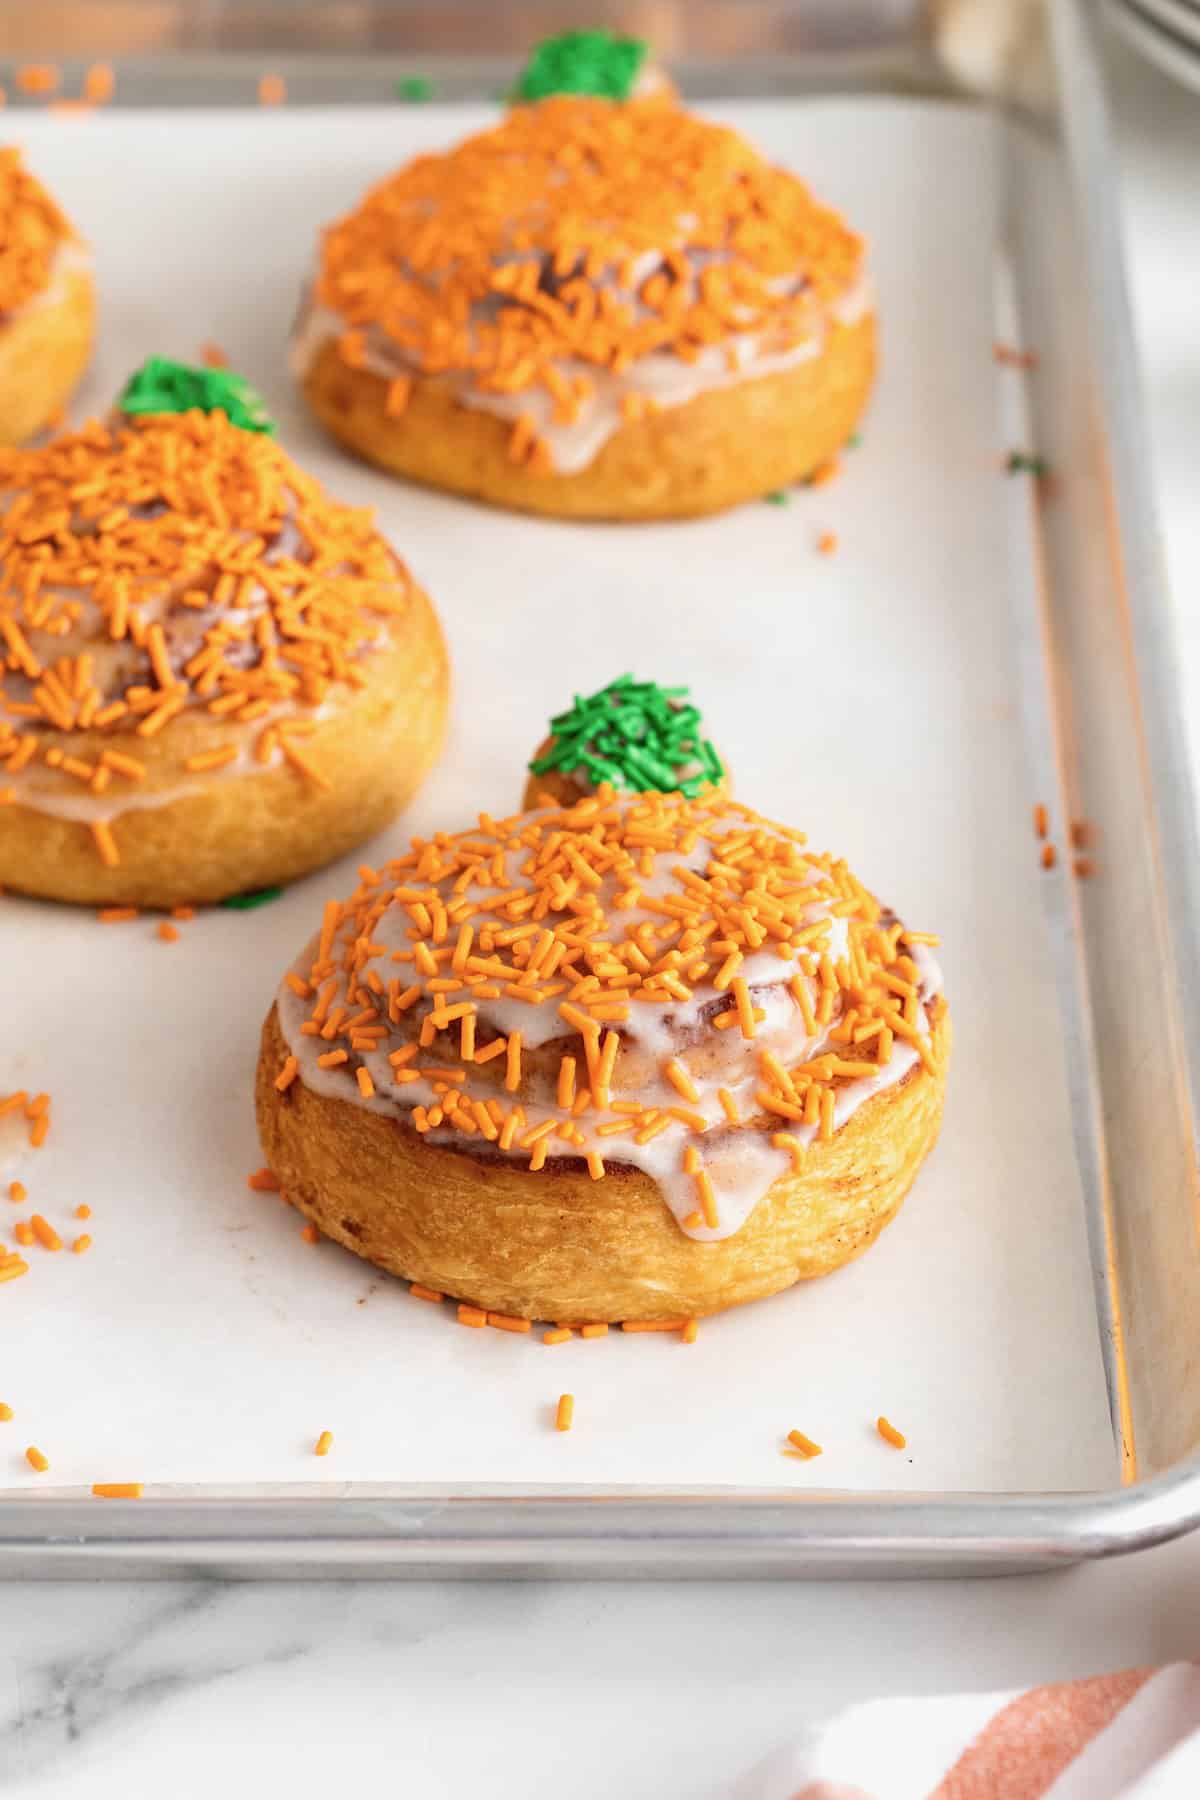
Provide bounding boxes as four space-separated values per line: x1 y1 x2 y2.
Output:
255 999 950 1323
0 580 449 907
0 267 95 446
298 313 876 523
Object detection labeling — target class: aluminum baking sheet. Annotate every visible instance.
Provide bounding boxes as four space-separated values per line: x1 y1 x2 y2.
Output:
0 93 1126 1516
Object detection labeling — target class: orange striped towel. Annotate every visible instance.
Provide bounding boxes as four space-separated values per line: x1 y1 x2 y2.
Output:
738 1663 1200 1797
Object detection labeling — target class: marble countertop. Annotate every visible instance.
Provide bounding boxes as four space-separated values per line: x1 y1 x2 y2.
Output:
5 32 1200 1800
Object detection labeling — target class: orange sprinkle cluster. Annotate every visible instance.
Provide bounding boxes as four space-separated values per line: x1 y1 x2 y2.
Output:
0 1088 51 1147
284 789 942 1228
0 411 409 865
0 147 72 317
317 97 862 444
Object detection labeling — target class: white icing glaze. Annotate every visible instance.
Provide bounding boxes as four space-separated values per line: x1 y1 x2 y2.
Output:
274 799 942 1246
289 269 871 477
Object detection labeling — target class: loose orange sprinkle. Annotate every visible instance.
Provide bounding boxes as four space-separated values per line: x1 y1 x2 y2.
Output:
580 1323 608 1339
314 1430 333 1456
300 1224 320 1245
555 1393 574 1432
74 1204 91 1220
30 1214 61 1252
25 1446 49 1472
16 65 59 96
1075 857 1094 879
877 1415 907 1449
83 64 115 104
543 1327 572 1345
0 1260 29 1284
409 1282 443 1303
787 1429 823 1458
622 1318 688 1333
8 1182 25 1204
92 1483 143 1499
258 73 286 106
14 1222 33 1247
157 921 180 944
1041 844 1057 870
681 1318 699 1344
457 1303 487 1328
98 906 138 924
72 1234 92 1255
0 1403 11 1421
247 1167 281 1192
1033 803 1049 839
816 530 838 556
488 1312 532 1334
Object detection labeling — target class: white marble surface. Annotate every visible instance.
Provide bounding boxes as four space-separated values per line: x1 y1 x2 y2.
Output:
4 33 1200 1800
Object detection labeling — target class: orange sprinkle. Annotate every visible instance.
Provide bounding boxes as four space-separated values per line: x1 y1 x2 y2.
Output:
314 1430 333 1457
543 1327 572 1345
1041 844 1057 870
356 1065 375 1099
258 72 286 106
682 1318 699 1344
16 65 59 95
487 1312 532 1334
808 456 841 488
157 921 180 944
580 1323 608 1339
693 1169 719 1229
199 343 228 369
274 1056 299 1093
72 1234 92 1254
1074 857 1094 879
92 1482 143 1499
0 1260 29 1284
8 1183 25 1204
409 1283 444 1303
457 1303 487 1328
247 1167 281 1192
555 1393 574 1432
90 821 119 867
13 1222 33 1247
74 1204 91 1220
1033 803 1049 839
664 1059 700 1103
25 1446 49 1472
622 1318 688 1334
786 1428 823 1458
816 530 838 556
0 1403 11 1421
30 1214 61 1252
98 906 138 923
300 1224 320 1245
505 1031 523 1093
83 64 115 103
877 1415 907 1449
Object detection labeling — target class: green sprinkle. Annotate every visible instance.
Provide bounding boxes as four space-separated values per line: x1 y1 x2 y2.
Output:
118 357 275 435
220 886 285 911
530 675 722 796
763 490 790 506
1006 451 1048 477
394 75 433 102
513 30 648 103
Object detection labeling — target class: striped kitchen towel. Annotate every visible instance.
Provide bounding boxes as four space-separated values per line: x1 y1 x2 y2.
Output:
738 1664 1200 1798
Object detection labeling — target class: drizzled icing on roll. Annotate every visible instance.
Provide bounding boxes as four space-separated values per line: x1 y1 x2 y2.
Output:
0 383 410 863
293 93 868 476
275 789 945 1243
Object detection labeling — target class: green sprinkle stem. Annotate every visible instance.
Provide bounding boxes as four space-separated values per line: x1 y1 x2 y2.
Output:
118 357 276 435
530 675 723 796
220 886 285 911
395 75 433 102
513 30 648 103
764 491 790 506
1006 451 1048 477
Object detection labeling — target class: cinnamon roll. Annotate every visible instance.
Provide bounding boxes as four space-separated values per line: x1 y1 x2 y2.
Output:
0 359 448 907
291 36 874 521
255 787 948 1324
0 148 94 445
